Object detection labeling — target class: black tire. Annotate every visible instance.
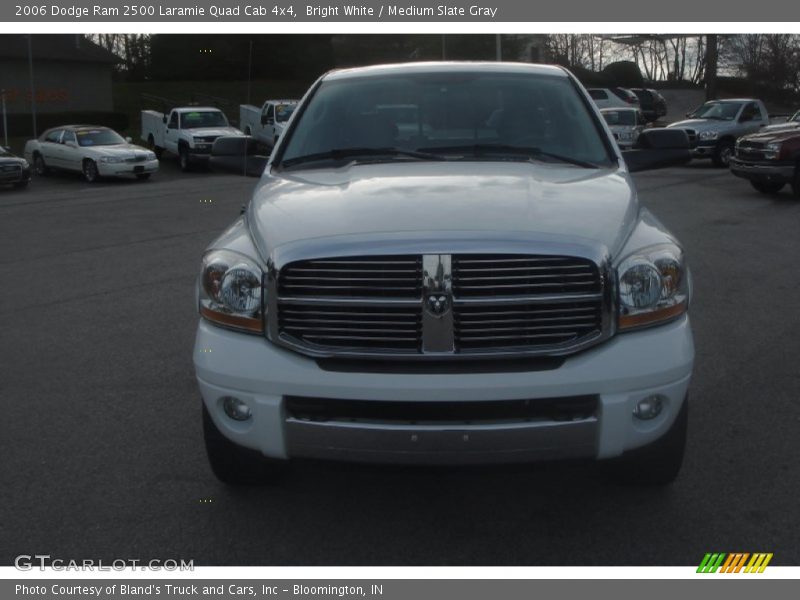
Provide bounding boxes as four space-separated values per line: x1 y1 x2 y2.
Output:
136 173 151 181
178 144 191 172
33 153 48 176
601 397 688 486
82 159 99 183
147 135 164 159
712 139 735 168
13 180 29 189
750 180 785 194
202 402 287 485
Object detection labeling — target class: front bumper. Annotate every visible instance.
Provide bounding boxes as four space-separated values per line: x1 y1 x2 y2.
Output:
194 315 694 465
729 158 795 183
97 159 159 177
0 166 31 184
691 141 717 158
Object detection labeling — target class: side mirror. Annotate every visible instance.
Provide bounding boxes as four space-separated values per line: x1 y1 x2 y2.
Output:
261 115 274 125
622 129 692 173
125 136 132 143
162 115 167 124
65 140 78 148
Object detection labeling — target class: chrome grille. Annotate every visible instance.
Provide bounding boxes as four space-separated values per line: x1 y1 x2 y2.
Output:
125 154 148 163
278 256 422 298
736 140 766 161
452 254 600 297
684 129 697 148
274 253 606 358
278 304 422 351
455 300 602 350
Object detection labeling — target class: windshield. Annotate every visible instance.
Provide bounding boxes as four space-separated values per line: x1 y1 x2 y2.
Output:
279 71 612 169
181 111 228 128
602 110 636 126
790 110 800 123
76 129 126 147
689 101 743 120
275 104 296 123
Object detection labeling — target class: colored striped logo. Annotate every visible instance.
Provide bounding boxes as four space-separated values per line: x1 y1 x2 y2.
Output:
697 553 773 573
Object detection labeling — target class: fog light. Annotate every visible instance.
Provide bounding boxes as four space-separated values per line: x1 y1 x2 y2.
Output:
222 396 252 421
633 395 664 420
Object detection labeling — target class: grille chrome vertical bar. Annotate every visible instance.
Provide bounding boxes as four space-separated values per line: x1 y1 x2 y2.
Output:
421 254 454 353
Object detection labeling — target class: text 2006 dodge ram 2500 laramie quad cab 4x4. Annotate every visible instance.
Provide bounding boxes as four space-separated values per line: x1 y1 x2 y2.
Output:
193 62 695 486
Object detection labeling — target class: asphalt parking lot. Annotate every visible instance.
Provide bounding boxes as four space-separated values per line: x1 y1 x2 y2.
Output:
1 158 798 566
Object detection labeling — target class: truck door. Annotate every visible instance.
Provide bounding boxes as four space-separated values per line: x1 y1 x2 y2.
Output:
164 111 181 153
740 102 765 132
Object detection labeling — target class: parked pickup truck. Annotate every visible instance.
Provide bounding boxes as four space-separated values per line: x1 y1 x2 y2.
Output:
141 107 243 171
666 98 769 167
194 62 694 487
239 100 298 147
729 126 800 197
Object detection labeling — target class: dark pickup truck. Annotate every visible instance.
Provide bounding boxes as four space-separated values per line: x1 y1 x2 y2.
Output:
730 120 800 197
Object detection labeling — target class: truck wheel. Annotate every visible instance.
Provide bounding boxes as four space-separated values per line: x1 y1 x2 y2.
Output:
751 180 784 194
601 396 688 486
712 140 734 168
33 153 48 176
82 159 99 183
202 402 287 485
178 145 191 172
147 135 163 159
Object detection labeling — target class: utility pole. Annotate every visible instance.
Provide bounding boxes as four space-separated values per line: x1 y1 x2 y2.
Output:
1 90 8 148
246 39 253 106
441 35 446 60
496 35 502 61
27 34 37 138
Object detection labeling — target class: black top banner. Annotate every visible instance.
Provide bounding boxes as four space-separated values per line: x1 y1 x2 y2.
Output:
0 0 796 22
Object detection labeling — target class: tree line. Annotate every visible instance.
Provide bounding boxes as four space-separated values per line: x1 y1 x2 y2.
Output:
91 34 800 95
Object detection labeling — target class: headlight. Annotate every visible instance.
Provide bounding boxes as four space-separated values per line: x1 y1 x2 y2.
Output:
698 130 718 141
21 159 29 168
198 249 264 334
99 156 123 163
617 244 689 331
146 151 157 161
764 142 781 160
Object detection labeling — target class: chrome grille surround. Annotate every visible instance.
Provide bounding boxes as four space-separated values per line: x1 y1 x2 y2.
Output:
268 240 614 360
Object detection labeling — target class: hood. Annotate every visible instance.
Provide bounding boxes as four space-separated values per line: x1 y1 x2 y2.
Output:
185 127 243 137
763 120 800 133
739 128 800 144
83 143 152 157
247 161 639 262
667 118 734 132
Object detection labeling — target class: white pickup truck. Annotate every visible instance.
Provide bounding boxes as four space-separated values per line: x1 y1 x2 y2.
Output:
239 100 298 147
194 62 695 487
141 106 243 171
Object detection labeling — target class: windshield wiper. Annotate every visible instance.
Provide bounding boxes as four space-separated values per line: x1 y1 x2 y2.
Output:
422 143 601 168
281 147 447 168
